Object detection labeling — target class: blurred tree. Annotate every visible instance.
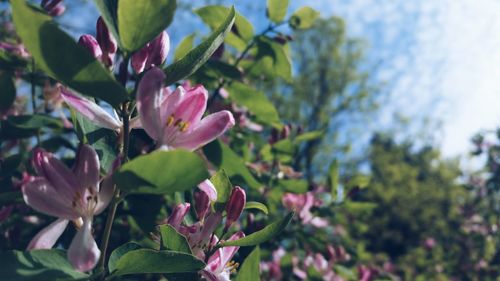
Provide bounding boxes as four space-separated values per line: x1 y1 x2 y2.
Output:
266 17 381 182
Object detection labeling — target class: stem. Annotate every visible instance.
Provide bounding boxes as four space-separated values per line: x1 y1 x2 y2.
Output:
30 58 40 144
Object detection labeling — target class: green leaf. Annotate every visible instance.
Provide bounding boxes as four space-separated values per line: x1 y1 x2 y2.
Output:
221 212 294 247
247 37 292 82
294 130 324 143
159 225 192 254
267 0 289 23
278 179 308 194
235 247 260 281
164 6 235 85
203 140 261 190
226 82 281 128
108 242 142 273
117 0 176 52
126 194 165 233
0 71 16 110
11 0 127 107
174 34 196 62
6 114 62 129
289 7 320 29
92 0 120 48
0 191 23 205
0 250 89 281
346 175 370 190
195 5 254 51
114 150 209 195
245 201 268 214
329 159 339 200
73 110 118 172
111 249 205 276
210 169 233 203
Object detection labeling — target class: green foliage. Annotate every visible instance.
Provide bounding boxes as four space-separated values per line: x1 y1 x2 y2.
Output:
159 225 192 254
110 249 205 276
245 201 269 214
174 34 195 62
117 0 176 52
289 7 320 29
236 246 261 281
163 6 235 85
267 0 289 23
244 36 292 82
11 0 127 107
1 114 63 140
0 71 15 110
108 242 142 273
0 250 89 280
210 169 233 203
114 150 209 195
329 159 339 200
221 212 294 247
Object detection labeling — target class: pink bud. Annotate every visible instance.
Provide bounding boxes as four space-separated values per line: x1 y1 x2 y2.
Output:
131 47 149 74
194 191 210 220
225 186 246 230
96 17 117 54
167 203 190 229
146 31 170 68
48 4 65 17
42 0 65 17
78 35 102 60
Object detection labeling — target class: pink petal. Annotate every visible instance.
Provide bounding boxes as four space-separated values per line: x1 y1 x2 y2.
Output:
61 89 121 130
174 110 235 151
73 144 100 195
27 218 69 250
136 67 166 141
131 46 149 74
220 231 244 266
172 87 207 125
22 178 79 219
160 86 184 124
145 31 170 68
167 203 190 229
197 179 217 202
32 148 78 202
200 270 220 281
68 218 100 272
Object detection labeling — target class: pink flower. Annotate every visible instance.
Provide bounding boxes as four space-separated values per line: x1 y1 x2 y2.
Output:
22 145 114 272
60 88 141 131
136 67 235 150
201 231 245 281
96 16 117 67
131 31 170 73
282 192 328 228
78 35 102 60
225 186 246 231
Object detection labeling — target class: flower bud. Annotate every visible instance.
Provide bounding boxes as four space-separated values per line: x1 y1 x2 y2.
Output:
78 35 102 60
131 31 170 73
48 4 65 17
96 17 117 54
131 47 149 74
225 186 246 230
42 0 65 17
167 203 190 229
194 190 210 220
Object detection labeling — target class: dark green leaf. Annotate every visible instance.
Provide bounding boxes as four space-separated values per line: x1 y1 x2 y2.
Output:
289 7 320 29
7 114 62 129
267 0 289 23
221 212 294 247
246 37 292 82
226 82 281 128
164 7 235 85
203 140 261 190
11 0 127 107
0 71 16 110
244 201 268 214
108 242 142 273
117 0 176 52
195 6 253 51
0 191 23 205
114 150 209 195
126 194 165 233
210 169 233 203
112 249 205 276
235 246 260 281
159 225 192 254
73 110 118 172
0 250 88 281
174 34 196 62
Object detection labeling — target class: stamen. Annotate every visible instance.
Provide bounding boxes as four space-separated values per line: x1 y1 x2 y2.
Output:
166 115 175 126
178 121 189 132
174 118 183 127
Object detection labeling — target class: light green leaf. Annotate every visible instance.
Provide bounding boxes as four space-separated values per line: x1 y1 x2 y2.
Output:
11 0 127 107
159 225 192 254
0 250 89 281
0 71 16 110
329 159 339 200
221 212 294 247
278 179 308 194
267 0 289 23
226 82 282 128
289 6 320 29
163 6 235 85
117 0 176 52
108 242 142 273
235 247 261 281
195 6 254 51
247 37 292 82
174 34 196 62
294 130 324 143
114 150 209 195
210 169 233 204
245 201 268 214
203 140 261 190
112 249 205 276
